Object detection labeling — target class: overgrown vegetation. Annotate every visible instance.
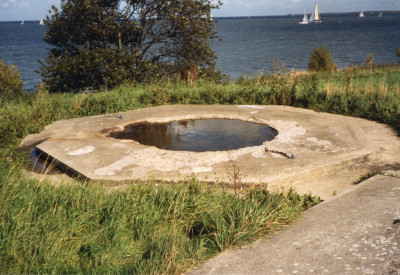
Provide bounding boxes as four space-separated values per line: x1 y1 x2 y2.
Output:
0 59 24 102
1 62 400 273
0 165 318 273
307 45 337 72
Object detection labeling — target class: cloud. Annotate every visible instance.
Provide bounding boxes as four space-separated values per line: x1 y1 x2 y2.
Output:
1 0 14 7
19 2 29 8
0 0 30 8
235 0 253 8
1 0 18 8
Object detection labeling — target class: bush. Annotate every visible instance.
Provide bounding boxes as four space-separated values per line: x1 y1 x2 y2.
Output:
307 46 337 72
365 53 375 69
0 60 24 101
396 48 400 61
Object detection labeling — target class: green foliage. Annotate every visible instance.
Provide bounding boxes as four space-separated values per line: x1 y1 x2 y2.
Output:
0 60 24 101
308 46 337 72
0 161 318 273
295 74 326 108
41 0 222 93
268 60 297 105
396 47 400 59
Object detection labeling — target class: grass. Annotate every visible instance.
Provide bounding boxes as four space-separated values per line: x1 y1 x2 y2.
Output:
0 160 319 273
1 63 399 273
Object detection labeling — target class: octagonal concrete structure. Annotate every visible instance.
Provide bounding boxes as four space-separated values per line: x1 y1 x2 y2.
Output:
20 105 400 199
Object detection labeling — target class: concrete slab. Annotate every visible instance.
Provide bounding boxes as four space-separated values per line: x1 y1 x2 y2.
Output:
20 105 400 199
384 170 400 178
188 175 400 275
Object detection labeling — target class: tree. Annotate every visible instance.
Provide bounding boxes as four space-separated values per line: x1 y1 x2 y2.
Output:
396 47 400 61
40 0 222 93
307 46 337 72
0 59 24 101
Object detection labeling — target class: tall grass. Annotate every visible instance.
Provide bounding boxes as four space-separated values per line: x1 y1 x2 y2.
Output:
0 160 318 273
299 65 400 130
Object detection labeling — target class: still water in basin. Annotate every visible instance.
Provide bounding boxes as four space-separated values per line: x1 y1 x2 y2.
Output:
109 119 278 152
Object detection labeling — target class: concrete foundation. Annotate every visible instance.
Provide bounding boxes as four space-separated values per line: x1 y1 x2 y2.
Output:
20 105 400 199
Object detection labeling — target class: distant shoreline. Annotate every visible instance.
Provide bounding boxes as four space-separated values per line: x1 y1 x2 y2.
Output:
2 11 398 22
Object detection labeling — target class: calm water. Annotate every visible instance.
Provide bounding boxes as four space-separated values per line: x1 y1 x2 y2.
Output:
109 119 278 152
1 13 399 91
0 21 49 91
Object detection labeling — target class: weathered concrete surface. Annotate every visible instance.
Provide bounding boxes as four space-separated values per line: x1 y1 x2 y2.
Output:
188 175 400 275
20 105 400 199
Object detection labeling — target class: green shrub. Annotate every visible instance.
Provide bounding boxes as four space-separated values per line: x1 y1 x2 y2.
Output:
396 48 400 60
0 60 24 101
307 46 337 72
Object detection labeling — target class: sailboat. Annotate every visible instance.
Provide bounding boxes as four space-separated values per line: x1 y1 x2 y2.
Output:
20 19 24 25
39 18 45 25
359 5 365 17
298 9 309 24
378 12 383 17
309 3 321 23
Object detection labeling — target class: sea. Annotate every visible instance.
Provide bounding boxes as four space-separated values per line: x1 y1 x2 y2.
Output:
1 12 399 91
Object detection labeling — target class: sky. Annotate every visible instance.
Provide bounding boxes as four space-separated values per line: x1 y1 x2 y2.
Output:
0 0 398 21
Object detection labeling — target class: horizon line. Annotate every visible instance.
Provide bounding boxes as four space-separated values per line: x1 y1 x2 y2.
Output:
1 10 397 22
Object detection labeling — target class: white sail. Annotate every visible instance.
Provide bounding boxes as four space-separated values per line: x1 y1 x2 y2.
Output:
20 20 24 25
309 3 321 23
314 3 320 21
299 9 309 24
309 10 315 22
378 12 382 17
359 5 365 17
39 18 45 25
